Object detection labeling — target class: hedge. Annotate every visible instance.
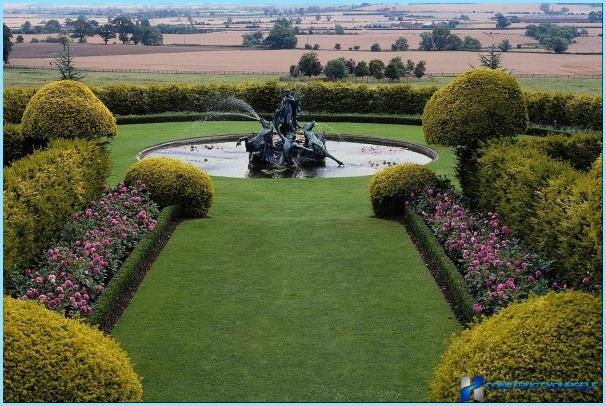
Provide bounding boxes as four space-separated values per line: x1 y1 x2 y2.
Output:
475 136 602 289
3 123 31 165
20 80 117 145
114 111 425 126
125 157 214 218
4 297 143 402
369 163 439 218
4 83 601 130
88 205 178 329
429 292 602 402
3 139 109 280
403 208 475 323
422 68 528 147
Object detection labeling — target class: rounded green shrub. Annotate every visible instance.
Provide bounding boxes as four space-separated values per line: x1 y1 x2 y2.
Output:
369 163 438 218
125 157 214 218
422 68 528 146
21 80 117 145
3 297 143 402
429 292 602 402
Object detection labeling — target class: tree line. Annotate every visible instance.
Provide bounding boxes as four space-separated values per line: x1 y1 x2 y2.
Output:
9 15 164 46
290 52 427 81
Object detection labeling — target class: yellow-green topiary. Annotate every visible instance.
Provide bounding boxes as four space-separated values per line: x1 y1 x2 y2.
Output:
125 157 214 218
422 68 528 146
369 163 438 218
429 292 602 402
3 297 143 402
20 80 117 144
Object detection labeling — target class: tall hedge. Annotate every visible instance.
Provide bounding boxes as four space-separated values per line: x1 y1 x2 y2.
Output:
4 297 143 402
475 136 602 289
4 139 109 280
429 292 602 402
4 83 600 130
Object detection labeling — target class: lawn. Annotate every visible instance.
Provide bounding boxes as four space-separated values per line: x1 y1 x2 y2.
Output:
4 67 602 95
109 121 461 401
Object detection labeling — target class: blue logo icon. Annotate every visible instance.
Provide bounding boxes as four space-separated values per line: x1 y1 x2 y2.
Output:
461 375 485 402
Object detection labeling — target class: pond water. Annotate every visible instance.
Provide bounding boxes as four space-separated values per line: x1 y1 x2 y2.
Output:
142 138 434 178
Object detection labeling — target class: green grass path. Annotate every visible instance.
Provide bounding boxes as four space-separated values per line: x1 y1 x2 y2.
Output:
110 122 460 401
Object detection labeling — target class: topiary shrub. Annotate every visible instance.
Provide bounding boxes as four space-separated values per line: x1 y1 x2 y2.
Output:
429 291 602 402
3 297 143 402
20 80 117 146
422 69 528 199
369 163 438 218
422 68 528 147
125 157 214 218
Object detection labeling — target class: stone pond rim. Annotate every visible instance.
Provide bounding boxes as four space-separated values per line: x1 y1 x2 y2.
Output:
136 134 439 177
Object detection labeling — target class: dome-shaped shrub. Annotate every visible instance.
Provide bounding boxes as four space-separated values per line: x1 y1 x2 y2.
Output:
429 292 602 402
125 157 214 218
369 163 438 218
21 80 117 144
3 297 143 402
422 68 528 146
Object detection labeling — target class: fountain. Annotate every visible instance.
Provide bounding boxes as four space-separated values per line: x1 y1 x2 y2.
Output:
236 90 344 172
137 91 437 179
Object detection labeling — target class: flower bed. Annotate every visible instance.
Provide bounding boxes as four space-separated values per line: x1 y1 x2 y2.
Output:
410 184 552 315
8 182 159 317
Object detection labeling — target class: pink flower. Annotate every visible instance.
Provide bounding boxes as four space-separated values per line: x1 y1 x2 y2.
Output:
472 303 483 313
582 276 590 286
35 276 43 284
501 226 511 235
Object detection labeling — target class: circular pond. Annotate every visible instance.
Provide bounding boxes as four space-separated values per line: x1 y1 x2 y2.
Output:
138 135 436 178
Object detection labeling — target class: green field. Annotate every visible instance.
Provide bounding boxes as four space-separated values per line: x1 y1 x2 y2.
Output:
109 121 460 401
4 67 601 95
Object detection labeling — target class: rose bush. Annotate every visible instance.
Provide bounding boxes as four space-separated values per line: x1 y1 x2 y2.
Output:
411 183 551 315
8 182 159 317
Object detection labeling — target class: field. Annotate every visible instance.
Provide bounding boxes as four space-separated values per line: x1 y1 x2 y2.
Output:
8 46 602 76
15 28 603 52
4 67 601 95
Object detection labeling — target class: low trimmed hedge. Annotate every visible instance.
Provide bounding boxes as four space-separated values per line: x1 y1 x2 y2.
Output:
403 208 475 322
3 139 109 281
369 163 439 218
125 157 214 218
4 297 143 402
88 205 178 329
429 292 602 402
5 83 601 130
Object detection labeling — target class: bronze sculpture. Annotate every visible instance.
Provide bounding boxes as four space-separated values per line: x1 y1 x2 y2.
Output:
236 90 344 170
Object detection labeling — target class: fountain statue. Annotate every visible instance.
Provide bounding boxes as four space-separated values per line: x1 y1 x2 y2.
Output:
236 90 344 170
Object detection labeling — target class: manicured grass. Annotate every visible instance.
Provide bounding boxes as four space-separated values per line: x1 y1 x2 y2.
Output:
109 121 460 401
5 68 601 95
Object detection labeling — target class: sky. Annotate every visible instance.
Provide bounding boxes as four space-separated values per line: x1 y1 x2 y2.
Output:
4 1 582 8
